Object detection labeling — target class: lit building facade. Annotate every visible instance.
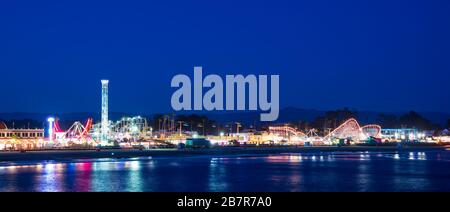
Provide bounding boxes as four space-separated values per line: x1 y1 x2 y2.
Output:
0 122 44 150
381 128 426 141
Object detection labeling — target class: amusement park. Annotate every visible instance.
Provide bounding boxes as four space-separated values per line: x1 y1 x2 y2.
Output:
0 80 449 151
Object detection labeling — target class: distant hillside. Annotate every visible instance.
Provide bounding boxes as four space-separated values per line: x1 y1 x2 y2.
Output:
184 108 450 127
1 108 449 127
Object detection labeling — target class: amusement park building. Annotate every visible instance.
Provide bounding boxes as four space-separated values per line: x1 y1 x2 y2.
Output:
0 121 44 150
380 128 429 141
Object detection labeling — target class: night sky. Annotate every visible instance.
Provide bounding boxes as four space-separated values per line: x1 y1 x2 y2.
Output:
1 0 449 114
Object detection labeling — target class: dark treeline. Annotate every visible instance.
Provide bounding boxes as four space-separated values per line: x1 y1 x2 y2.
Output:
311 108 359 130
376 111 441 130
151 114 246 136
289 108 443 135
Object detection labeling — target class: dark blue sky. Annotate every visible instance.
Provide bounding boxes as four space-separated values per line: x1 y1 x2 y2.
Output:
1 0 449 114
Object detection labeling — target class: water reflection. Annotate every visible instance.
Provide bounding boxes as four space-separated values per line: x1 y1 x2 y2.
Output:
266 153 339 163
208 158 228 191
0 151 448 192
71 163 92 192
417 152 427 160
33 163 66 192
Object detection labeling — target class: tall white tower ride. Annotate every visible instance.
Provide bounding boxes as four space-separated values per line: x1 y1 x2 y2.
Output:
101 80 109 142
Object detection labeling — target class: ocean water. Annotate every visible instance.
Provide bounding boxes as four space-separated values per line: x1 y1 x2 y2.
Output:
0 150 450 192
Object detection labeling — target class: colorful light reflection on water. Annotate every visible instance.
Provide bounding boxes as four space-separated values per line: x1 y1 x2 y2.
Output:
0 151 450 192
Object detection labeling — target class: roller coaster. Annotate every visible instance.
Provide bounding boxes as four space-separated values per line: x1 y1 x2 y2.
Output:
324 118 381 141
269 118 381 143
109 116 150 141
268 125 307 138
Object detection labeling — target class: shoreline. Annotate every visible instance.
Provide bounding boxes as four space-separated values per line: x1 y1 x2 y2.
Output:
0 146 447 163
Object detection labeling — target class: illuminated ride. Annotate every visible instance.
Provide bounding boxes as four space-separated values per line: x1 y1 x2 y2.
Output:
324 118 381 141
268 125 309 143
361 124 382 138
305 129 325 143
268 125 307 138
267 119 382 144
91 116 150 142
53 118 95 145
